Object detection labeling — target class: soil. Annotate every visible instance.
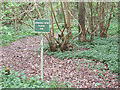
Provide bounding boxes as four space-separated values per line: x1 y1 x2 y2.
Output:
1 36 119 88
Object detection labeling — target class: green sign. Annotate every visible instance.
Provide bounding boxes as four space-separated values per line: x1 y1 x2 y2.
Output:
34 19 50 80
34 19 49 33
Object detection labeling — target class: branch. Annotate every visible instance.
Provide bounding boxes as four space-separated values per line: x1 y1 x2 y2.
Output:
43 33 60 45
21 4 34 21
70 30 82 44
60 34 68 50
43 33 50 42
61 26 66 34
20 20 34 29
35 3 42 19
11 3 36 20
50 33 60 45
66 8 83 43
50 2 61 32
61 2 67 26
105 4 114 34
67 8 83 33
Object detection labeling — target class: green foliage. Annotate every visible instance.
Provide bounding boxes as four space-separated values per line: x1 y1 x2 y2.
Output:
47 76 69 88
1 24 37 46
107 21 118 35
1 2 21 24
43 36 118 73
0 67 68 88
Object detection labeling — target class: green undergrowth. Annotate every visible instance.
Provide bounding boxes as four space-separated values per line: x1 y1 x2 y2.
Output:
107 20 118 36
42 35 118 73
0 67 69 88
1 24 39 46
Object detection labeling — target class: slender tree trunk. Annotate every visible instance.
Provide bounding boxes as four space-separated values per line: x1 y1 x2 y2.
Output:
78 2 86 42
89 2 94 41
64 2 72 38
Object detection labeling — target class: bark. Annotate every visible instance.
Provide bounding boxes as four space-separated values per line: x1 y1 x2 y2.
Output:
89 2 94 41
50 2 61 32
64 2 72 38
49 8 56 52
78 2 86 42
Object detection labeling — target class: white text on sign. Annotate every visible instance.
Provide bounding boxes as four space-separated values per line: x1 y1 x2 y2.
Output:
35 22 49 24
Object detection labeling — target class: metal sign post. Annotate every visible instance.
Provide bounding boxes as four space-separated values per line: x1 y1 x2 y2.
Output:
41 33 43 80
34 19 49 81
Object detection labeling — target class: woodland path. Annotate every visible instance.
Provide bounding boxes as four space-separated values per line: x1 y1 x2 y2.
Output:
1 36 118 88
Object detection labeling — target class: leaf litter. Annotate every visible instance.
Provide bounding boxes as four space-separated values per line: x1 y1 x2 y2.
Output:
1 36 118 88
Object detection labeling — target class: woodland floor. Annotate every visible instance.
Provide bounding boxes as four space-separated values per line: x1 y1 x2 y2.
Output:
1 36 119 88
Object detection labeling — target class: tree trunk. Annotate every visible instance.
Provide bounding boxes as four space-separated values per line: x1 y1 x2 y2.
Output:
64 2 72 38
89 2 94 41
78 2 86 42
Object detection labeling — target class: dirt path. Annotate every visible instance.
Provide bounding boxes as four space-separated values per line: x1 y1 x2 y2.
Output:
1 36 118 88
